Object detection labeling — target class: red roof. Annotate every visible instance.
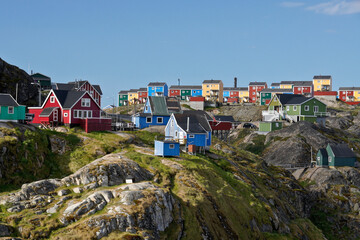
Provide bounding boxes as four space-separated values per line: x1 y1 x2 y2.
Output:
189 97 205 102
314 91 337 96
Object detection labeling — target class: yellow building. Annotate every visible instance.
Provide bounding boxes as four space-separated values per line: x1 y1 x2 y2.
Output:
202 80 223 103
128 89 139 105
313 75 332 91
279 81 294 89
238 87 249 102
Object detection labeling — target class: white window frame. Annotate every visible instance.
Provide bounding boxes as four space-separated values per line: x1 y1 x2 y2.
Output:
78 110 82 118
328 156 332 163
286 106 290 111
314 106 319 113
175 131 178 137
275 123 279 127
50 96 55 103
171 119 174 127
8 106 14 114
293 106 297 111
81 98 91 107
74 110 78 118
146 116 152 123
64 113 68 117
189 134 195 138
83 111 87 118
87 111 92 118
157 117 163 123
169 144 175 149
304 105 309 111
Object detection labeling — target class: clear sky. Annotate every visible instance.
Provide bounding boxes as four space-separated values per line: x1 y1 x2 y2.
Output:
1 0 360 107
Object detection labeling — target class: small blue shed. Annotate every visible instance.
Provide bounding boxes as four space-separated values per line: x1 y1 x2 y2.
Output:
154 140 180 157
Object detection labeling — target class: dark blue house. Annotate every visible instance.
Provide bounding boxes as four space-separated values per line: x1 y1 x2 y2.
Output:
147 82 168 97
154 140 180 156
132 96 182 129
165 110 212 151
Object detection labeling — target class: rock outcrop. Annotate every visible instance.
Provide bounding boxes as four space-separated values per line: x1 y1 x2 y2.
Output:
0 58 39 106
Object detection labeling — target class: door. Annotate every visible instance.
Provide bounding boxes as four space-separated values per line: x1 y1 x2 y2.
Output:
53 110 58 122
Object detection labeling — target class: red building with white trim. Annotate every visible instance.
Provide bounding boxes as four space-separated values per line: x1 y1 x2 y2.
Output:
28 90 107 131
248 82 267 103
137 88 148 103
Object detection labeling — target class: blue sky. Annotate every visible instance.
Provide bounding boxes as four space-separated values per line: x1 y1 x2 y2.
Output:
1 0 360 107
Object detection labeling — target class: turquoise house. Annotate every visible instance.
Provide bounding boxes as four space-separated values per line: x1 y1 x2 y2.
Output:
317 143 357 167
0 93 26 122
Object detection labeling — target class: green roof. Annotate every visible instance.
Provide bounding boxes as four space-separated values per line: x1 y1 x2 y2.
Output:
149 96 169 115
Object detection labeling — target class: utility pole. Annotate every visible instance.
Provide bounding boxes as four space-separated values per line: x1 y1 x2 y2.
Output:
15 83 18 102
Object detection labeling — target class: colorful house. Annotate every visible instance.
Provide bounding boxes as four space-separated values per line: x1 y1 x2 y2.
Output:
313 75 332 92
31 73 52 90
169 85 202 101
128 89 139 105
55 80 102 106
249 82 267 103
28 89 103 128
118 90 129 106
202 80 223 103
259 88 293 106
317 144 357 167
338 87 360 103
147 82 168 97
137 88 148 103
132 96 182 129
292 81 313 97
271 83 280 89
154 140 180 156
262 94 328 123
238 87 249 103
223 87 241 103
165 110 212 150
259 121 283 132
0 93 26 122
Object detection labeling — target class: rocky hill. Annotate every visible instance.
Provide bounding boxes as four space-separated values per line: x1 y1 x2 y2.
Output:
0 58 39 106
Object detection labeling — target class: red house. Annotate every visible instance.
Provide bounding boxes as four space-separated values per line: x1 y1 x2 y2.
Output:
137 88 148 103
169 86 181 97
28 90 110 132
55 80 102 106
292 81 313 97
249 82 267 103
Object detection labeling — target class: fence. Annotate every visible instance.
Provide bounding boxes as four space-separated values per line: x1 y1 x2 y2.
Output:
80 118 112 133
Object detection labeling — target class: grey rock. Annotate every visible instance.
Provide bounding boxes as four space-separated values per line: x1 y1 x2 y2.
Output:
58 189 70 196
0 223 13 237
73 187 83 194
120 191 144 205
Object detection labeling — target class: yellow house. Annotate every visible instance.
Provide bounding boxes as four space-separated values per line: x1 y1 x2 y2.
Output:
128 89 139 105
238 87 249 102
279 81 294 89
313 75 332 91
202 80 223 103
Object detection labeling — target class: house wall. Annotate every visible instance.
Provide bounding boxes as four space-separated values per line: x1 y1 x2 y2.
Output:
70 92 101 125
286 105 301 116
259 122 271 132
280 84 293 89
230 91 239 98
239 90 249 102
0 105 26 121
191 89 202 97
128 92 138 105
118 94 128 106
169 89 180 97
136 115 170 129
316 151 328 166
138 91 148 103
79 82 101 106
143 99 152 113
313 78 332 91
186 133 207 147
249 85 266 103
223 90 230 97
29 92 63 124
202 82 223 103
300 99 327 116
154 141 180 156
325 145 356 167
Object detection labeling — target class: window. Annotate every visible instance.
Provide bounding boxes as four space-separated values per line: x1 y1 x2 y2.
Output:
189 134 194 138
293 106 297 111
171 91 174 93
206 91 209 93
342 91 346 94
81 98 90 107
304 105 309 111
83 111 87 118
8 106 14 114
286 106 290 111
298 87 301 90
318 80 320 83
157 117 163 123
175 131 178 137
64 113 68 117
87 111 92 118
314 106 319 112
171 119 174 127
193 91 196 93
145 106 148 111
328 156 332 162
146 117 152 123
90 90 94 96
252 97 255 100
78 111 82 118
275 123 279 127
207 85 209 87
169 144 175 149
50 96 55 103
182 90 185 93
252 92 255 95
74 110 78 118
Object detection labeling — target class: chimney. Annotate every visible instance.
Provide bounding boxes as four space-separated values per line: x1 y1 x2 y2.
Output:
187 117 190 131
234 77 237 88
31 70 33 75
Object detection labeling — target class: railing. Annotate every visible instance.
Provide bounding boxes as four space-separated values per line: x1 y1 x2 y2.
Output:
273 163 310 170
315 112 330 117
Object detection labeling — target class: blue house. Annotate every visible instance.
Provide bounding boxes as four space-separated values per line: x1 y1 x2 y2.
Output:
147 82 168 97
191 87 202 97
165 110 212 150
132 96 182 129
154 140 180 156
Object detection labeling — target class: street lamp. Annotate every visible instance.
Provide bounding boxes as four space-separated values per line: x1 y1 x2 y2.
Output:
31 82 41 106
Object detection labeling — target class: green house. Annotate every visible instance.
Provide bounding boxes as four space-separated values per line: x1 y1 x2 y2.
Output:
259 89 293 106
31 73 52 90
263 94 328 123
180 89 191 101
118 91 129 106
316 148 328 167
259 121 283 132
0 93 26 122
317 144 357 167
